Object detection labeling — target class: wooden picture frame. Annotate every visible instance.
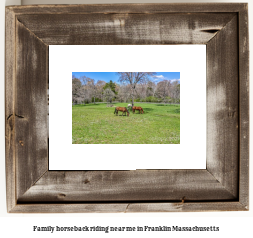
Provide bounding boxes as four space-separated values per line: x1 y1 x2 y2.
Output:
5 3 249 213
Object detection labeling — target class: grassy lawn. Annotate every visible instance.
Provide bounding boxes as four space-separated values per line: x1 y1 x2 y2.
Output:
72 103 180 144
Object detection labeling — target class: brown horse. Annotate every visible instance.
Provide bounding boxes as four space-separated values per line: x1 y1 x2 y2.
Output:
114 107 129 116
132 106 144 114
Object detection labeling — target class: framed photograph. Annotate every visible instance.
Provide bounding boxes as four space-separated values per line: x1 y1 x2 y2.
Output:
5 3 249 213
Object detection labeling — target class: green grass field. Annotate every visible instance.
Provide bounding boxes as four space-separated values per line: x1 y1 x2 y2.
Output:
72 103 180 144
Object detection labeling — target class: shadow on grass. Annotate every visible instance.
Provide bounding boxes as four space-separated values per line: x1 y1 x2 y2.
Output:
155 104 179 107
142 108 154 114
156 104 180 106
129 108 153 114
73 103 105 107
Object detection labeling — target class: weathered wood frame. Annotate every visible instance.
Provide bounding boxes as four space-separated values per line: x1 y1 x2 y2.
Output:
5 4 249 213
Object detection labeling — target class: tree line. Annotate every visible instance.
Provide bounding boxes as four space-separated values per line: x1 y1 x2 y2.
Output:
72 72 180 106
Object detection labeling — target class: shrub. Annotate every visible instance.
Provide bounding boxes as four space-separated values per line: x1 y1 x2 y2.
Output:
91 97 103 102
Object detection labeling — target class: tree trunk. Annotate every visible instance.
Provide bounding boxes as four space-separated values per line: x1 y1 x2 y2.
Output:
93 96 95 104
131 87 134 107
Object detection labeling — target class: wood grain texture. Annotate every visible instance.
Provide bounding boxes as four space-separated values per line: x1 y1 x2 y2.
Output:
15 20 48 200
10 202 247 213
7 3 246 15
238 4 249 209
16 13 235 45
18 170 236 203
125 202 248 212
5 7 16 212
206 16 239 198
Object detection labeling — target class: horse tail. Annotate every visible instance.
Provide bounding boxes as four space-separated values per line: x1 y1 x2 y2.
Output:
114 108 117 114
125 107 129 116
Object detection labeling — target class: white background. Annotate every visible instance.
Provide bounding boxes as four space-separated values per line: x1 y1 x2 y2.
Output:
49 45 206 170
0 0 252 237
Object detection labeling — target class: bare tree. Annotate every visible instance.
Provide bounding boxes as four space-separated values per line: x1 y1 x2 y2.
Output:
72 77 86 104
156 80 171 104
80 76 98 104
151 81 158 97
170 80 180 103
136 81 149 100
117 84 131 102
96 80 106 101
118 72 156 106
